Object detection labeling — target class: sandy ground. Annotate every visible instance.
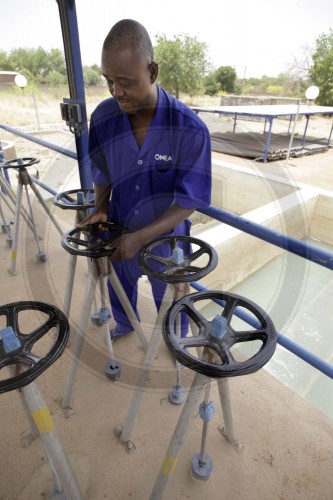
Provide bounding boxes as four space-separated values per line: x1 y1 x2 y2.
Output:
0 91 333 499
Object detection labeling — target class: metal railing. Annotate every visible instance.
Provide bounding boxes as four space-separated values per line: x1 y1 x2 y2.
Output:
1 124 333 381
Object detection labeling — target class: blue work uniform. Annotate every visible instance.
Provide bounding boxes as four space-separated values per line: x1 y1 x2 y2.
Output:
89 85 212 334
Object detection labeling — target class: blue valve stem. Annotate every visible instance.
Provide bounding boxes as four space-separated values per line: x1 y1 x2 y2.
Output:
199 381 212 466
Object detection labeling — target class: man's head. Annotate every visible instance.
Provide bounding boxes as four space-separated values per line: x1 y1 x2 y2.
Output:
102 19 158 115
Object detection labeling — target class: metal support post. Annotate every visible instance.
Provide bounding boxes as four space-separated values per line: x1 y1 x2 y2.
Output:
217 378 239 446
107 264 148 351
191 381 214 480
301 114 310 147
116 284 175 449
61 269 98 408
8 182 23 275
63 211 87 319
149 372 209 500
21 381 83 500
29 181 63 236
168 299 185 405
263 117 274 163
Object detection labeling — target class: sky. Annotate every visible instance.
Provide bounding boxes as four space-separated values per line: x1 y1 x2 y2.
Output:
1 0 333 78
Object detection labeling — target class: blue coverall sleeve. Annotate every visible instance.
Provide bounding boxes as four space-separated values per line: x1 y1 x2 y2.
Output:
89 114 111 186
174 125 212 210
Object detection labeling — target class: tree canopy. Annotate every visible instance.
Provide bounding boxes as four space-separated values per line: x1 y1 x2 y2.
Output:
0 47 101 87
204 66 239 95
310 29 333 105
154 33 209 98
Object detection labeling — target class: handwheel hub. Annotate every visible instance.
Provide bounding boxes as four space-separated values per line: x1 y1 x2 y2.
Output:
210 315 228 341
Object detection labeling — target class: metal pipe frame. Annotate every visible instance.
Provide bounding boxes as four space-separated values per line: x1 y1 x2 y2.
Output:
118 284 175 446
22 381 83 499
61 257 148 409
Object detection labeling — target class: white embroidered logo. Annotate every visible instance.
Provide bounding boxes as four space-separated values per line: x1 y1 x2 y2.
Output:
155 154 172 162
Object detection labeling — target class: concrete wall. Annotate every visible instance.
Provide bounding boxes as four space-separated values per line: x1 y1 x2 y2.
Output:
1 140 17 160
211 160 298 214
220 95 299 106
194 189 319 292
310 193 333 245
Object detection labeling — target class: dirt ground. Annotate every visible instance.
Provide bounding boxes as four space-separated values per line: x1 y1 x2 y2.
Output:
0 89 333 500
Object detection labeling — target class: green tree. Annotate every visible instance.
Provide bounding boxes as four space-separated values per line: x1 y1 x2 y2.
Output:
310 29 333 105
48 49 66 76
154 33 208 98
83 66 101 86
0 51 15 71
45 70 67 86
215 66 238 93
8 47 66 84
204 66 238 95
204 73 220 96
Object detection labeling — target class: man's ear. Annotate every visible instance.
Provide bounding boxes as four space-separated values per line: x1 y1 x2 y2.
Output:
149 62 158 83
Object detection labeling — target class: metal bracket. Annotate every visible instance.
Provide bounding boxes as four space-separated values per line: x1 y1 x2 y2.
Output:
60 98 84 135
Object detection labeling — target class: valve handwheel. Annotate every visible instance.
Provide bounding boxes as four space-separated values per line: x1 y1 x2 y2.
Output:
2 157 40 169
163 291 277 377
139 236 218 283
53 188 95 210
61 222 126 258
0 301 69 394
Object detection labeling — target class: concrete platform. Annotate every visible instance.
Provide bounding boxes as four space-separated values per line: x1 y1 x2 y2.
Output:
0 129 333 499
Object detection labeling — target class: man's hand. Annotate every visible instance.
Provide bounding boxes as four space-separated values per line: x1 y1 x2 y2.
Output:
107 232 144 262
76 209 108 230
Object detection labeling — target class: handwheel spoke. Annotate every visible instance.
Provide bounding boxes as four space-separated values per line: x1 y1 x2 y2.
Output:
14 351 41 367
163 264 186 275
145 253 169 265
179 335 210 349
222 295 238 322
187 246 206 262
183 303 210 333
26 316 58 345
5 307 19 333
206 343 235 366
230 329 268 344
182 265 202 274
68 236 89 247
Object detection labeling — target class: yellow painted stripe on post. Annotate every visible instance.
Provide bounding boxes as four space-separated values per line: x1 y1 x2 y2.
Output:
11 250 17 261
31 406 54 433
161 455 178 476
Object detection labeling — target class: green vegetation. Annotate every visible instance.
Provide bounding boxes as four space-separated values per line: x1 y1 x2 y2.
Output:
1 28 332 104
0 47 101 88
154 33 208 98
310 29 333 105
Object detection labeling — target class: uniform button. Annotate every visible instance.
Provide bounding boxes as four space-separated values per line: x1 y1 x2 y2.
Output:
138 160 143 165
135 185 140 190
134 210 139 215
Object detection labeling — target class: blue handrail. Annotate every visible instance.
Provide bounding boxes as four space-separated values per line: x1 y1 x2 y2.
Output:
198 205 333 270
0 124 77 160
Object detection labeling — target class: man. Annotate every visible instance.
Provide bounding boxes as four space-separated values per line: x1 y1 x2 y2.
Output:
82 19 212 339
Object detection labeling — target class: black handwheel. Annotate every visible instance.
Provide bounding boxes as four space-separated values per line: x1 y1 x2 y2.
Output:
0 301 69 394
162 291 276 377
53 188 95 210
61 222 126 257
2 157 40 169
139 236 218 283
